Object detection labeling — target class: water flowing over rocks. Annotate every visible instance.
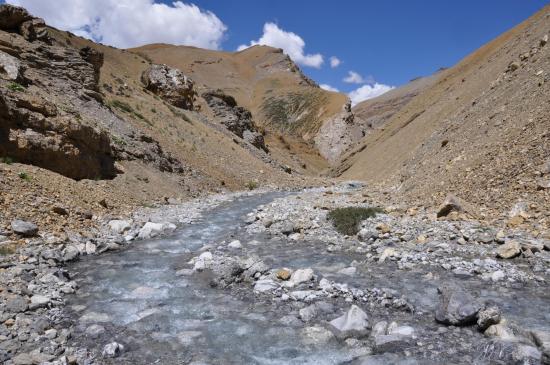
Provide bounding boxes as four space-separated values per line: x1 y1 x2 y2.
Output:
0 183 548 364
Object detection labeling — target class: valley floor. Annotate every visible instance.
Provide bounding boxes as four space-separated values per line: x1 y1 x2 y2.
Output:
1 182 549 364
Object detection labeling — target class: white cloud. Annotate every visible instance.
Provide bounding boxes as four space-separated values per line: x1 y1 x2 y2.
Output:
343 71 375 84
320 84 339 92
237 22 323 68
329 56 341 68
348 83 394 106
6 0 227 49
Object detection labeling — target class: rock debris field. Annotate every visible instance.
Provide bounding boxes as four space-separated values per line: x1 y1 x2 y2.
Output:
1 183 549 364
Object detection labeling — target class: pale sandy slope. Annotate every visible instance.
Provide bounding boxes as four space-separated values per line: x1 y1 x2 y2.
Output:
333 5 550 217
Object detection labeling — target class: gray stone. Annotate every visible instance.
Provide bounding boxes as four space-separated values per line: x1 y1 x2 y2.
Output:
12 352 33 365
62 245 80 262
477 306 502 331
253 279 278 293
19 18 48 42
371 321 388 337
0 50 22 81
5 296 28 313
328 305 370 339
29 295 50 310
287 268 314 287
374 334 412 353
299 304 318 322
435 284 481 326
496 240 521 259
10 219 38 237
102 342 124 358
108 219 132 234
301 326 335 345
138 222 176 239
530 330 550 364
86 324 105 338
437 194 464 217
228 240 242 249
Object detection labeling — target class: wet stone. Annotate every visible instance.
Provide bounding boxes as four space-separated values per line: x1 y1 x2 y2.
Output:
435 284 481 326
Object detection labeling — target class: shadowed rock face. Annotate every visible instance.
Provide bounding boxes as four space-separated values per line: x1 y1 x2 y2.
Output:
202 89 268 152
0 94 117 180
0 4 117 180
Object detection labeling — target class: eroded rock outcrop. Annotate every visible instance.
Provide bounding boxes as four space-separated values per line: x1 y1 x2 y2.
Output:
0 4 185 179
314 100 363 163
141 64 195 110
202 90 267 151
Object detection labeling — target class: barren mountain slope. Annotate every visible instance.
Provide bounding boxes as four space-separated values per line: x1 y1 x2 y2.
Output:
352 72 440 132
132 44 347 138
0 5 324 236
314 74 439 164
333 5 550 219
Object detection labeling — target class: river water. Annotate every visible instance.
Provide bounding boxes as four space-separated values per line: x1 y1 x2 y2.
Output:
66 192 550 364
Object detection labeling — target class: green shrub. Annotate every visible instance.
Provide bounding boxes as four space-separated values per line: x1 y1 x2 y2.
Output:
328 206 384 235
7 82 25 92
18 172 31 181
109 100 134 113
111 135 126 146
0 245 15 256
0 156 14 164
245 181 258 190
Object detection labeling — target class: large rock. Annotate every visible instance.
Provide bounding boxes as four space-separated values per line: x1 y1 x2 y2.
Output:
434 284 481 326
80 46 104 88
530 330 550 364
19 18 48 42
0 4 32 30
141 64 195 109
11 219 38 236
481 341 542 364
138 222 176 239
0 50 22 81
287 268 314 287
328 305 370 339
477 306 502 331
243 129 266 150
102 342 124 358
108 219 132 234
436 194 467 218
202 90 267 151
314 100 362 163
496 240 521 259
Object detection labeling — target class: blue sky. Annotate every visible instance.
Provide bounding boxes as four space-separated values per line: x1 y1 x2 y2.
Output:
5 0 548 102
190 0 547 89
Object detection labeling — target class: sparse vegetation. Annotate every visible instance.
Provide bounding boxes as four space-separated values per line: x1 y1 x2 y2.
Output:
7 82 25 92
245 181 258 190
111 135 127 146
0 245 15 256
260 90 328 134
168 105 193 124
0 156 14 164
18 172 31 181
328 206 384 236
110 100 153 125
109 100 134 113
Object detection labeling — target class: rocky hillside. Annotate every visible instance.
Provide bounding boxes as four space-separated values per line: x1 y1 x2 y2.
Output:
0 4 335 238
332 5 550 223
313 73 439 164
133 43 347 139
